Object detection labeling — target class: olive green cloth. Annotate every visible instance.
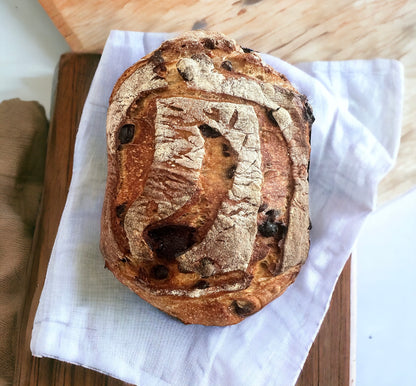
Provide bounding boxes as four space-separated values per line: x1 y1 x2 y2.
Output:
0 99 48 385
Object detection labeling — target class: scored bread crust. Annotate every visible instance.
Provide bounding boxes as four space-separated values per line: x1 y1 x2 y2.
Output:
100 31 314 326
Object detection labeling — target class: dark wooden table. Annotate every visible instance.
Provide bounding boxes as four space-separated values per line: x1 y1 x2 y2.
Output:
14 53 351 386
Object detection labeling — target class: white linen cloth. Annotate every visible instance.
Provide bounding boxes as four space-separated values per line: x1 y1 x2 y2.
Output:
31 30 403 386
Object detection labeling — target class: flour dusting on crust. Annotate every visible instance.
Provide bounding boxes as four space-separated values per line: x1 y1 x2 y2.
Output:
125 97 262 276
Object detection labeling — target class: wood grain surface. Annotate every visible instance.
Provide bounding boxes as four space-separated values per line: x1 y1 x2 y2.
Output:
38 0 416 205
14 53 350 385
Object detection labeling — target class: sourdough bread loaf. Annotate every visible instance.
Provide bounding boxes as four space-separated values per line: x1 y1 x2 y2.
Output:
100 31 314 326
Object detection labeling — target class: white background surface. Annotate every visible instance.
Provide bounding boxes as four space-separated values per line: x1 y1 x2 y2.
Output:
1 1 414 385
355 188 416 386
0 0 69 117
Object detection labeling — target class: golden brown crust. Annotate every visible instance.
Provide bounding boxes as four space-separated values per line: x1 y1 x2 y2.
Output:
100 31 313 326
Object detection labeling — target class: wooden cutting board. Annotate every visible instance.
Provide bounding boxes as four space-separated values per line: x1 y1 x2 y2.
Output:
38 0 416 204
14 53 350 385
